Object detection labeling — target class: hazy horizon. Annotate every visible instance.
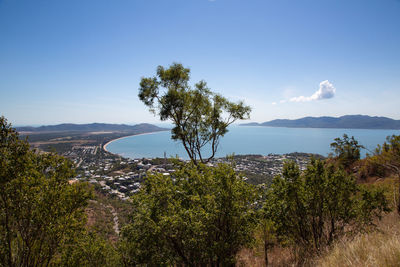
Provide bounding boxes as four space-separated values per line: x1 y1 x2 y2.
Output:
11 114 400 128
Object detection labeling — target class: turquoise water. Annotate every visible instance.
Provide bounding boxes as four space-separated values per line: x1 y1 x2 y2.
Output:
106 126 399 160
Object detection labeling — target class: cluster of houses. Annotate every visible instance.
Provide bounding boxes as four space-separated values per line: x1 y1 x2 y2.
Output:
68 145 320 200
212 153 317 180
68 147 175 200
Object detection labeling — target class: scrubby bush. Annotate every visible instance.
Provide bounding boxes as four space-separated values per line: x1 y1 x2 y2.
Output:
120 162 258 266
263 159 390 262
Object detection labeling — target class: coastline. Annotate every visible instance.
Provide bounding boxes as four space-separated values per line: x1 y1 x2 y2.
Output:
103 130 168 153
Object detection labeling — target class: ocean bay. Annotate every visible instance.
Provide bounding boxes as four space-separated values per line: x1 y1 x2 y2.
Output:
106 126 400 160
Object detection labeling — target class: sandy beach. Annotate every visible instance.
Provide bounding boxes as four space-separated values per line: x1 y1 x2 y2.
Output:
102 130 168 153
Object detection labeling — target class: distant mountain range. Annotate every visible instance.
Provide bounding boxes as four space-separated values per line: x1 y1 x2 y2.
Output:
17 123 167 133
241 115 400 130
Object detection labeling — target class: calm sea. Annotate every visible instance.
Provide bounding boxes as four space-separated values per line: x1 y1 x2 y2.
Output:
106 126 400 160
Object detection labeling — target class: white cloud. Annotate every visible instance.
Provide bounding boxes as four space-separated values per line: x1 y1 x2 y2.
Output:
289 80 336 102
271 102 277 105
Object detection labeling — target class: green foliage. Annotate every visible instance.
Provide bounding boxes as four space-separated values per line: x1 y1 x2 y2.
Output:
254 214 276 267
138 63 251 163
120 162 258 266
86 197 117 239
57 231 120 267
330 134 364 168
0 116 92 266
374 135 400 173
263 159 389 258
372 135 400 213
359 156 388 180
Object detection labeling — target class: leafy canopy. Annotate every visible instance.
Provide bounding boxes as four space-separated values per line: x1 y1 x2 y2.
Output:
0 116 92 267
138 63 251 163
372 135 400 213
330 134 364 168
263 159 389 258
120 162 258 267
375 135 400 173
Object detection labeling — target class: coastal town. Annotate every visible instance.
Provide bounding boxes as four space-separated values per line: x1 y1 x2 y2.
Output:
64 140 323 200
16 123 325 201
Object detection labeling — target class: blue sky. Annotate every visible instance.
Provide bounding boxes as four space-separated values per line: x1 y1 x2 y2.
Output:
1 0 399 126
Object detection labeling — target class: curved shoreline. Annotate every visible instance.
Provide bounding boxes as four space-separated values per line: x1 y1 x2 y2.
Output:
103 130 168 153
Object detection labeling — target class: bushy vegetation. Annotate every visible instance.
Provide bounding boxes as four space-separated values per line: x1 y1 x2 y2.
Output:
119 162 258 266
57 231 120 267
263 159 389 262
0 116 92 266
317 213 400 267
330 134 364 169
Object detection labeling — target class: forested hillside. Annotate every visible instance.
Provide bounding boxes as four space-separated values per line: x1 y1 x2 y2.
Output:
243 115 400 129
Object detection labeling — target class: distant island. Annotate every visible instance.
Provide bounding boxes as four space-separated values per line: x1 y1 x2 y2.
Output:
241 115 400 130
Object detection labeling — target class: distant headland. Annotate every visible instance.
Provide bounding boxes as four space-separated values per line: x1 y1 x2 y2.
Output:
16 123 167 133
241 115 400 130
16 123 168 154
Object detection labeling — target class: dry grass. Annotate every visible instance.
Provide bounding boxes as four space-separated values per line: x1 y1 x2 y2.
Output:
236 248 265 267
236 245 295 267
316 212 400 267
237 176 400 266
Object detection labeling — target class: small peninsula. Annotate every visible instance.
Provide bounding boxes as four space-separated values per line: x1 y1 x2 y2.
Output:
241 115 400 130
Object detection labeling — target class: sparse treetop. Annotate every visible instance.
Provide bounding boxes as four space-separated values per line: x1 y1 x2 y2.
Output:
138 63 251 164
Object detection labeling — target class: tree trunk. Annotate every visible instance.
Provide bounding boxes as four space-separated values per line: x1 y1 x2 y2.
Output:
264 240 269 267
